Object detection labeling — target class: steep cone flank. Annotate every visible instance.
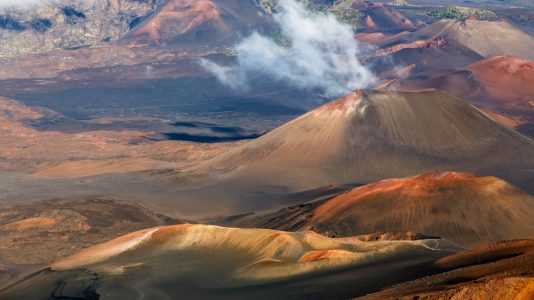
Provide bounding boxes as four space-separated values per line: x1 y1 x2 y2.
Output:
1 224 456 299
128 0 222 41
225 173 534 246
332 0 416 32
356 2 416 32
381 18 534 60
202 90 534 191
370 37 484 75
123 0 271 47
363 240 534 300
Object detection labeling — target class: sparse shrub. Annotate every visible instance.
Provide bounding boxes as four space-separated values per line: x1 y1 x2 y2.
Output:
428 6 463 19
272 31 292 48
223 48 238 56
428 6 497 21
330 9 365 30
389 0 410 6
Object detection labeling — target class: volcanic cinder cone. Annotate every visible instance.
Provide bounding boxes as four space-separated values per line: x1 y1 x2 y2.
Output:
334 0 416 32
122 0 273 47
462 55 534 108
382 55 534 126
380 18 534 60
228 172 534 246
369 18 534 76
200 90 534 193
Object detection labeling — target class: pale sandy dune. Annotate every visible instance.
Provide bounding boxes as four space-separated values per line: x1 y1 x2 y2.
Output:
1 224 458 299
51 224 456 283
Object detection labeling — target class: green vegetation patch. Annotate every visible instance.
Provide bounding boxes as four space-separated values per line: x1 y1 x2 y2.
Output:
428 6 497 20
329 9 365 30
272 31 292 48
258 1 364 30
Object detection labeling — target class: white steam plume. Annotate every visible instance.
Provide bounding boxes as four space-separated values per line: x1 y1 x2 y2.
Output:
200 0 376 97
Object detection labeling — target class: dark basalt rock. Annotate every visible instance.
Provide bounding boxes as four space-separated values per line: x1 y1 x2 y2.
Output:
28 18 53 32
0 15 26 31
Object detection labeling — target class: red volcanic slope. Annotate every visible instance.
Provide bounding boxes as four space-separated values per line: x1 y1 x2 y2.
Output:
463 55 534 109
348 1 417 32
131 0 221 41
123 0 271 47
378 18 534 60
369 18 534 77
382 55 534 124
311 172 534 246
226 172 534 246
363 239 534 300
371 37 446 58
354 32 388 43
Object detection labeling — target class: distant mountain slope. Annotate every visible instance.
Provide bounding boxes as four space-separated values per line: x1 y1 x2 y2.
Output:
360 3 416 32
0 0 164 57
121 0 273 47
0 0 417 55
368 18 534 76
368 38 484 75
225 172 534 246
328 0 417 32
379 18 534 60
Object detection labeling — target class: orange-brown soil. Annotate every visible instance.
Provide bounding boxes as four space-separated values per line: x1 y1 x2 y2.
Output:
371 37 446 58
361 240 534 299
128 0 222 42
223 172 534 246
0 198 184 266
381 56 534 130
464 55 534 109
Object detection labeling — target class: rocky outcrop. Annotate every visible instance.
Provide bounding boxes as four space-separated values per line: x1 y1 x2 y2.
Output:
0 0 165 57
372 36 446 57
0 197 185 266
